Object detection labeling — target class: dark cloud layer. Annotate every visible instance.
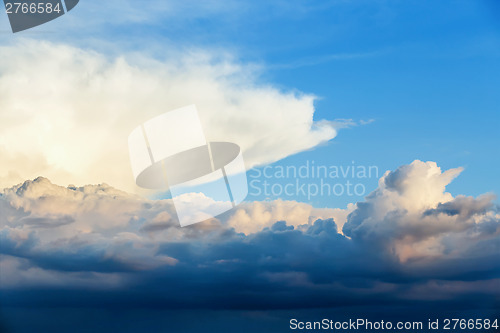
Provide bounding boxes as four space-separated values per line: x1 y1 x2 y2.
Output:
0 161 499 332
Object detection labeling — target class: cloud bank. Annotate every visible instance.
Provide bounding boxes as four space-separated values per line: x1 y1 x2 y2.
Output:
0 40 338 191
1 160 498 314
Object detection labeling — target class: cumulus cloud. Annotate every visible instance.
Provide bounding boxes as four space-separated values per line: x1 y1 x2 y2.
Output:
227 200 353 234
343 160 499 262
0 40 339 191
0 160 498 314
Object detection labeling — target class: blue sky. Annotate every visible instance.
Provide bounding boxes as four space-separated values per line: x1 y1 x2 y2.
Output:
127 0 498 204
267 0 500 205
75 0 499 207
243 0 500 206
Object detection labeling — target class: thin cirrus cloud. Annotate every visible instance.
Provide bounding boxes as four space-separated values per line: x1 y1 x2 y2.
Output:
0 40 340 192
0 160 498 313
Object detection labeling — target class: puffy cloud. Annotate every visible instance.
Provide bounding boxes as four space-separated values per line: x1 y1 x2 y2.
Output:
0 177 183 281
0 161 497 333
0 40 339 191
0 160 498 313
227 200 353 234
343 160 499 262
0 177 343 285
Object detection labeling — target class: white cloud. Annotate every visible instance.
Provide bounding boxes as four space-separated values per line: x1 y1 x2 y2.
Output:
228 200 353 234
343 160 499 262
0 176 342 242
2 161 497 268
0 176 340 287
0 40 338 192
0 160 498 296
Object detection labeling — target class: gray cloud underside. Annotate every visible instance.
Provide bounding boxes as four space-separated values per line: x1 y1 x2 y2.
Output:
0 161 498 312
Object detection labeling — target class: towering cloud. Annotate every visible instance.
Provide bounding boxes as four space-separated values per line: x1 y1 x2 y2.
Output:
343 160 499 262
0 40 338 191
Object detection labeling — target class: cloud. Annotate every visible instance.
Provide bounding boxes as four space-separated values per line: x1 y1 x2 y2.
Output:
0 40 339 191
343 160 499 262
0 161 498 315
227 200 353 234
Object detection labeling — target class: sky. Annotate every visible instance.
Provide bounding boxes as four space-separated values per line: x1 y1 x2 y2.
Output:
1 0 499 206
0 1 499 332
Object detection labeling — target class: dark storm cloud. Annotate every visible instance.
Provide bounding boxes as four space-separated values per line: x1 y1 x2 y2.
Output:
0 161 498 321
1 217 498 311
